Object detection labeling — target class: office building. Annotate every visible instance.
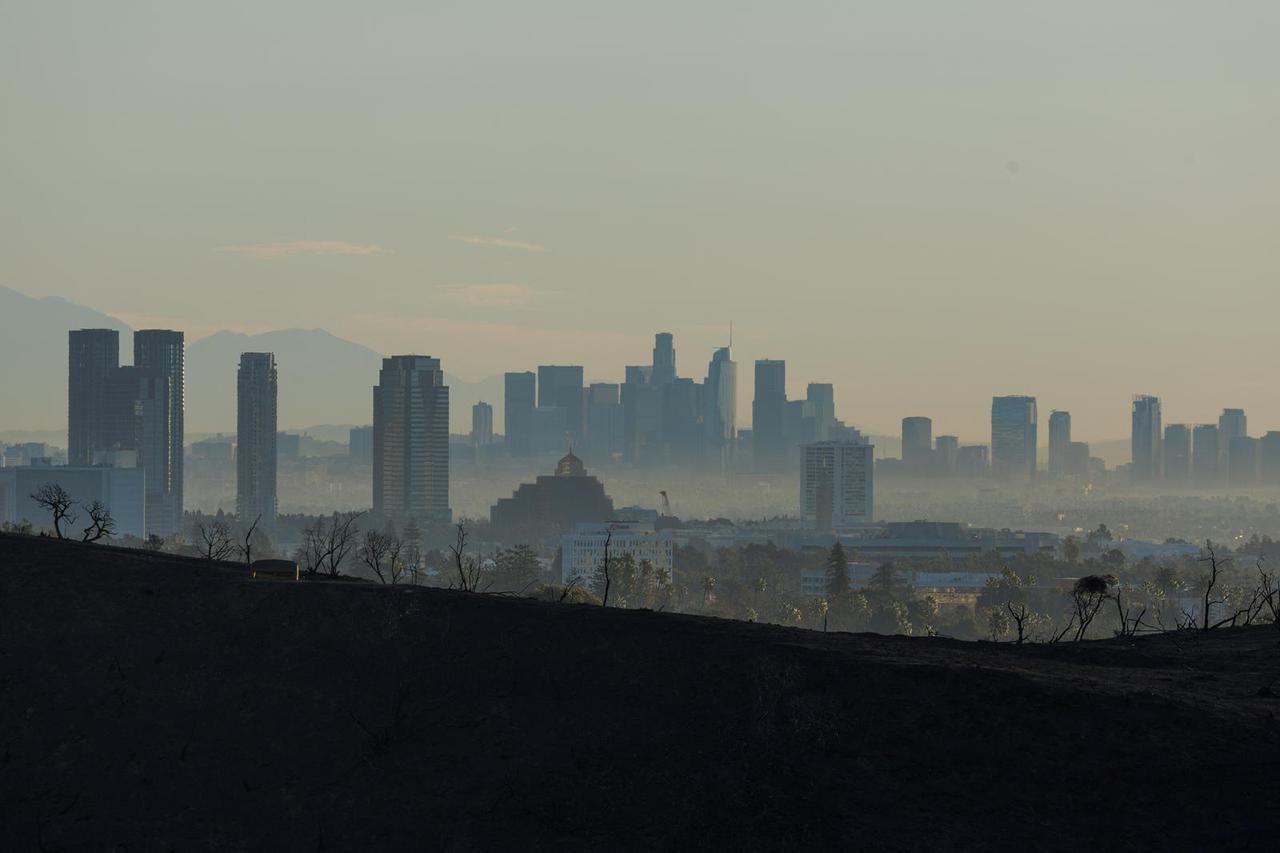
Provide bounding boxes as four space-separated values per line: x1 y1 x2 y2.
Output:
622 366 662 464
586 383 624 461
1131 395 1162 482
236 352 278 526
935 435 959 475
133 330 184 535
68 329 121 466
0 464 145 539
806 383 835 441
901 417 933 475
651 332 676 386
106 365 172 537
1219 408 1247 472
991 396 1037 481
503 372 536 457
957 445 989 478
661 377 702 465
1163 424 1191 483
1065 442 1091 479
1228 436 1259 487
1192 424 1220 485
537 365 585 448
1048 410 1071 477
372 356 450 522
491 451 615 542
471 401 494 447
277 432 301 461
560 521 674 586
800 440 875 529
752 360 788 473
1260 432 1280 486
349 425 374 463
703 347 737 471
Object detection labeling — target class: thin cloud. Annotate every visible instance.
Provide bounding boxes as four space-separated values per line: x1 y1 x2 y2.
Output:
435 283 549 309
448 234 547 253
221 240 388 260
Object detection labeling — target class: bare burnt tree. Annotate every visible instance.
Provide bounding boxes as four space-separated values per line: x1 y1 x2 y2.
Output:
1110 583 1147 639
29 482 77 539
195 519 236 562
359 528 406 585
237 514 262 566
1006 600 1030 644
307 511 363 577
1254 560 1280 632
449 522 470 590
598 530 613 607
1198 541 1231 631
448 521 487 591
79 500 116 542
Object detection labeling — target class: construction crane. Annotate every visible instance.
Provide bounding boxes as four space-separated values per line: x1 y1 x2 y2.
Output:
659 490 672 517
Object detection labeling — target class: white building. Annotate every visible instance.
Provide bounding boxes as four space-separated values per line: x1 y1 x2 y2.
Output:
800 441 875 529
560 521 675 585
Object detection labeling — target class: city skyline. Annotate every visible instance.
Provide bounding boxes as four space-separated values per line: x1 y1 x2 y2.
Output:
5 3 1279 441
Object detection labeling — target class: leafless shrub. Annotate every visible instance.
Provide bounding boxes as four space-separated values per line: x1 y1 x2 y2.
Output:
194 519 235 561
300 511 363 576
448 522 488 592
79 500 116 542
359 527 407 585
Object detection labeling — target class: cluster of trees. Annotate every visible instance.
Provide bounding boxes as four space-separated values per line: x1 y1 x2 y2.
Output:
975 543 1280 643
23 482 116 542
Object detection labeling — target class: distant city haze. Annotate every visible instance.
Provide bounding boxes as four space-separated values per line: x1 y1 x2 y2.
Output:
4 3 1278 441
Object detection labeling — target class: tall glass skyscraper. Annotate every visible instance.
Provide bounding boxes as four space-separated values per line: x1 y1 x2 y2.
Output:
1047 410 1071 477
133 330 184 535
703 346 737 472
68 328 121 466
1131 395 1162 482
237 352 278 526
373 356 450 523
752 359 787 473
991 395 1037 481
503 371 536 457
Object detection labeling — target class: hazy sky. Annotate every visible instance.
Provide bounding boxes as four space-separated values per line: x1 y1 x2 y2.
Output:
3 2 1278 441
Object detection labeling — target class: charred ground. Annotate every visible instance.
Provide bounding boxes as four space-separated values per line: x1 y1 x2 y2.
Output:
1 533 1278 850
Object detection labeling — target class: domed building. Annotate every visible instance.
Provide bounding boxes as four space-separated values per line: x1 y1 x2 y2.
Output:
490 451 615 542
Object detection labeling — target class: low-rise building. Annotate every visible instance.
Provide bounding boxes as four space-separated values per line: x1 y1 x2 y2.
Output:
560 521 675 586
0 463 146 539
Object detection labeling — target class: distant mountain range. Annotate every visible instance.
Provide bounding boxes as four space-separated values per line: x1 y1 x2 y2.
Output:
0 286 505 436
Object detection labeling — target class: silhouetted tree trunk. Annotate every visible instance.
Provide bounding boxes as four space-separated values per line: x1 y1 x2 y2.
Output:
29 482 76 539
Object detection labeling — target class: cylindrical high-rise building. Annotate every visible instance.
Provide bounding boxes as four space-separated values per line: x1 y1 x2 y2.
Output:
68 329 121 466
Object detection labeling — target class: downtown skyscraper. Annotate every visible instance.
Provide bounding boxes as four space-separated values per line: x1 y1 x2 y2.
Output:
67 328 184 536
1130 395 1162 482
991 395 1037 481
133 329 184 535
373 356 450 523
68 329 121 466
703 346 737 472
752 359 788 473
503 371 536 457
236 352 278 526
1047 410 1071 477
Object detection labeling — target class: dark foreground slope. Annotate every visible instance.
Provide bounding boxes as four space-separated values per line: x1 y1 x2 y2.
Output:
1 535 1278 851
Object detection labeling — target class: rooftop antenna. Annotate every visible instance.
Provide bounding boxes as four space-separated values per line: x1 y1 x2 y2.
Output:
729 320 734 349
